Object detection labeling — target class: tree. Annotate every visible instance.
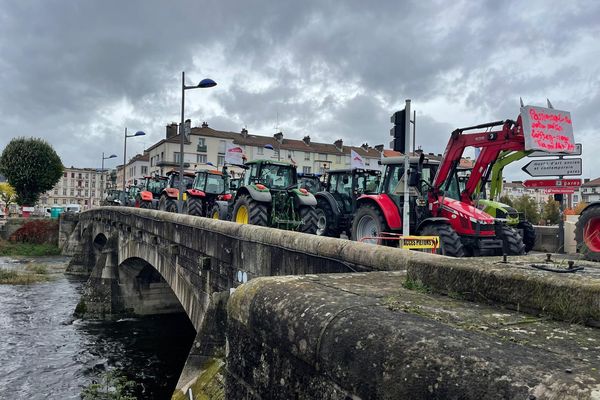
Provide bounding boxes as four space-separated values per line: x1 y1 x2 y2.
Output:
0 182 17 210
498 195 513 207
542 195 561 225
573 201 588 215
0 138 63 206
512 195 541 224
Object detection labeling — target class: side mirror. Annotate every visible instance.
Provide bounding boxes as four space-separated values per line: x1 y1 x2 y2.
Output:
409 171 420 187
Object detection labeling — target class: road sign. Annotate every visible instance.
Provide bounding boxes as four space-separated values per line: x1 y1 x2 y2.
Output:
544 187 575 194
528 143 582 157
521 158 582 177
523 179 582 188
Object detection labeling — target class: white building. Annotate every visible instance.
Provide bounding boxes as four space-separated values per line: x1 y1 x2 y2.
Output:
40 167 105 209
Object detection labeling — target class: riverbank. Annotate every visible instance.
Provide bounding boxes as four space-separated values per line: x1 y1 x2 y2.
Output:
0 238 61 257
0 254 68 284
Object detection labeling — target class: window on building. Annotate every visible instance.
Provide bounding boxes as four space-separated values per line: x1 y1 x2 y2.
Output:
85 173 89 179
318 153 327 161
53 199 58 204
63 189 67 195
85 190 89 196
70 189 74 196
218 140 226 154
197 138 207 152
54 189 58 195
161 151 164 160
302 166 311 174
197 154 207 164
336 155 341 164
150 158 154 166
77 190 82 197
257 147 264 155
304 152 310 161
92 190 95 197
85 181 89 187
141 166 148 175
345 156 350 165
217 155 225 166
62 199 67 204
174 152 182 163
71 173 75 178
63 172 67 178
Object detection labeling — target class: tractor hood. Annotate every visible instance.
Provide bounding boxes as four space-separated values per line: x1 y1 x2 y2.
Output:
441 197 495 223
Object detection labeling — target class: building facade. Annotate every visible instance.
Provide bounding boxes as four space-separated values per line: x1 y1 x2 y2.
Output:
40 167 106 209
116 153 150 189
146 123 383 178
580 178 600 204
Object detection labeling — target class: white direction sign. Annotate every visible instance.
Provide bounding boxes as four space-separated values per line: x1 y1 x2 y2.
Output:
528 143 582 157
521 158 582 177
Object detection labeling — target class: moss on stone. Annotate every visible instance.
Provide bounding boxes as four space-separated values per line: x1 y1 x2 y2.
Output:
171 357 225 400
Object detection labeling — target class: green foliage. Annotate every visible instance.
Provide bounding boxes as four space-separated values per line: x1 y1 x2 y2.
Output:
0 137 63 206
0 240 61 256
542 195 561 224
498 195 513 207
0 182 17 208
80 370 136 400
0 267 51 284
512 195 541 224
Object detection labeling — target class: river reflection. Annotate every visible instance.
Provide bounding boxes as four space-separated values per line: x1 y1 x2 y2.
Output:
0 257 195 400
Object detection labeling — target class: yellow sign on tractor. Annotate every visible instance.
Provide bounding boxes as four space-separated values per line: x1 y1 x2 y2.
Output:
400 236 440 250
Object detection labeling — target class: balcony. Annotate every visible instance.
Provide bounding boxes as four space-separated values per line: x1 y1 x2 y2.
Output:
197 145 207 152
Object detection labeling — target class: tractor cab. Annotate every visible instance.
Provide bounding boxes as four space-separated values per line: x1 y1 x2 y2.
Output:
297 172 323 194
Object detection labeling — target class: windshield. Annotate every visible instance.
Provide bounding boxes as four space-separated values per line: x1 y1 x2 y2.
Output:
147 179 166 195
206 173 225 194
299 177 321 194
355 172 380 194
259 164 295 189
171 174 194 190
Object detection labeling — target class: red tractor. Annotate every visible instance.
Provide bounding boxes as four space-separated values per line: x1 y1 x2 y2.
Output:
158 170 195 213
183 168 233 219
352 118 529 256
135 175 168 209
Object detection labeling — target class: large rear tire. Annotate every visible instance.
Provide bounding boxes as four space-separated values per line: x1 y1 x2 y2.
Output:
210 202 229 220
419 224 465 257
315 199 340 237
232 195 268 226
517 220 536 253
499 225 525 256
352 204 391 245
139 199 151 209
186 197 204 216
299 206 318 234
159 195 178 213
575 205 600 261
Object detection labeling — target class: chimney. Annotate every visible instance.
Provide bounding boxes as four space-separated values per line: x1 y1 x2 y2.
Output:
166 123 178 139
361 142 369 151
274 131 283 143
303 135 311 145
241 128 249 138
201 121 209 128
334 139 343 151
374 144 384 153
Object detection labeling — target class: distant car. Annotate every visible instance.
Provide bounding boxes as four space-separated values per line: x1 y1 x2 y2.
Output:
65 204 81 213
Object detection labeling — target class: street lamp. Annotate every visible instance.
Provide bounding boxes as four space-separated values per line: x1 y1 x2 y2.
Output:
179 71 217 212
101 152 117 203
123 128 145 204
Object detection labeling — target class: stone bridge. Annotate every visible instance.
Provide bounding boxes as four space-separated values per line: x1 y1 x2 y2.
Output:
61 207 600 400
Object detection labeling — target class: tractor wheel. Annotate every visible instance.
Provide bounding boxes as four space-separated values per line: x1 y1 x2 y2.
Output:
352 204 390 245
139 199 151 209
232 195 268 226
299 206 318 234
419 224 465 257
499 225 525 256
186 197 204 216
159 195 178 213
315 199 340 237
210 202 229 220
517 220 536 253
575 205 600 261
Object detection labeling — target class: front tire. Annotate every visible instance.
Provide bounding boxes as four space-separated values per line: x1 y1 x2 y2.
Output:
232 195 268 226
159 195 178 213
352 205 390 245
419 224 465 257
575 205 600 261
517 220 536 253
299 206 318 234
315 199 340 237
210 202 229 220
139 199 151 209
499 225 525 255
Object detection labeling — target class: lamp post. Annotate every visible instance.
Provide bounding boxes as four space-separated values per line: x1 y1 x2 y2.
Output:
123 127 146 205
101 152 117 204
178 71 217 212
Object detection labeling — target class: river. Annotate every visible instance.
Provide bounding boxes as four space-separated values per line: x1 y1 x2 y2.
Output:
0 256 196 399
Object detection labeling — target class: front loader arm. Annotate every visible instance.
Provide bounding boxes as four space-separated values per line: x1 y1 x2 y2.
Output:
488 150 530 200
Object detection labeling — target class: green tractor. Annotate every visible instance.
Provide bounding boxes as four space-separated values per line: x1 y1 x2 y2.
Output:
473 150 537 252
230 159 319 234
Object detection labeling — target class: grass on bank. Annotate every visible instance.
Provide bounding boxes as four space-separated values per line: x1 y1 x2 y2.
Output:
0 240 61 256
0 264 51 284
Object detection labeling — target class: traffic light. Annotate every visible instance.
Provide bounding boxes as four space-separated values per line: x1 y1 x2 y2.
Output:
390 110 406 153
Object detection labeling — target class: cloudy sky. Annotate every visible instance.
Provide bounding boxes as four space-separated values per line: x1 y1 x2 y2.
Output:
0 0 598 180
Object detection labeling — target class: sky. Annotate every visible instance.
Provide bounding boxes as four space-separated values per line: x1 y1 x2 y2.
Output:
0 0 598 180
